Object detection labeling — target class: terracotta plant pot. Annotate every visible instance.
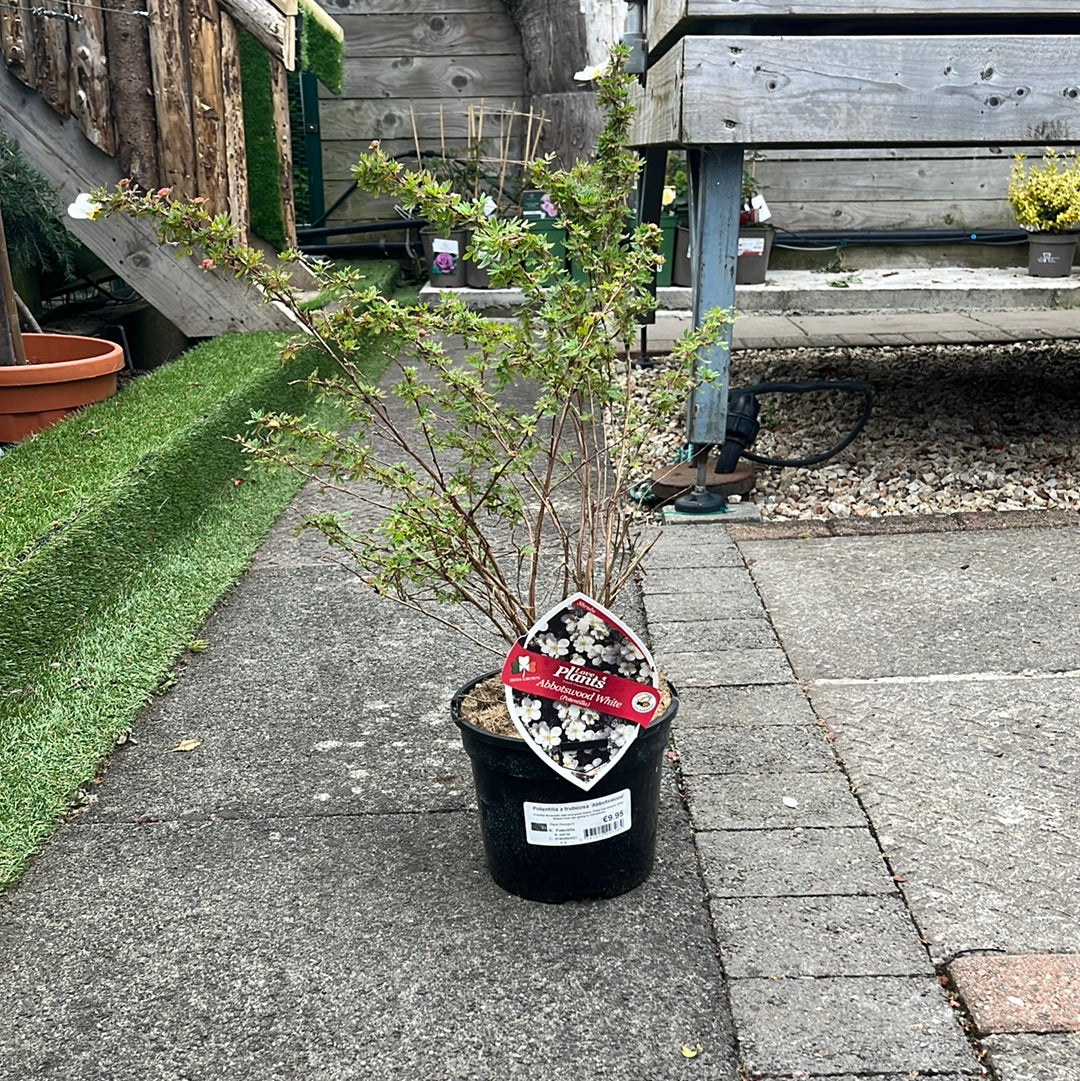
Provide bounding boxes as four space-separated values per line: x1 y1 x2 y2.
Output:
0 333 125 443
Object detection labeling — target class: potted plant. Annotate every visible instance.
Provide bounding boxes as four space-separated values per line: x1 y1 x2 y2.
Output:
1008 148 1080 277
0 144 123 443
89 49 729 902
670 155 773 286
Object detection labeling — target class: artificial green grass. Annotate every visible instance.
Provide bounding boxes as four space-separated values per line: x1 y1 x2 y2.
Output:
0 331 386 888
299 0 344 96
238 29 287 251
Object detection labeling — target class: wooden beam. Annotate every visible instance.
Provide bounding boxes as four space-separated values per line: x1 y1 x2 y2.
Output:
186 0 229 214
649 0 1080 50
0 2 36 87
31 6 69 117
147 0 197 199
0 68 297 337
68 0 117 155
218 0 295 69
633 36 1080 147
104 0 160 188
268 56 297 247
220 12 251 231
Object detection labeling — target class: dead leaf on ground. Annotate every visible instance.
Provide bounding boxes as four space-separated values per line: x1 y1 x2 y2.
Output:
170 739 202 753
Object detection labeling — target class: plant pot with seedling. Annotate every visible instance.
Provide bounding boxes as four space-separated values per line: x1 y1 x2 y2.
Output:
92 50 730 903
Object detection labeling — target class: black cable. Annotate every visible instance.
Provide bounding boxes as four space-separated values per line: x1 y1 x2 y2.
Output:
734 380 874 468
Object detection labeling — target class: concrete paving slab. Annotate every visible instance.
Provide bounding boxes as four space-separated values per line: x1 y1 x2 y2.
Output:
687 773 865 831
739 528 1080 679
727 975 982 1077
640 529 745 570
647 617 777 654
0 805 738 1081
91 565 492 820
984 1033 1080 1081
713 895 932 978
695 827 895 898
643 590 770 623
675 723 836 776
809 677 1080 961
675 684 819 727
659 647 793 687
949 954 1080 1035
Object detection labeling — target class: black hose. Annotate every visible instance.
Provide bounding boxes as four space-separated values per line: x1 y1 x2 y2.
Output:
733 380 874 468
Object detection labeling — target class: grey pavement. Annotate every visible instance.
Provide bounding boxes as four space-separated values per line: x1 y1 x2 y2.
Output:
2 300 1080 1080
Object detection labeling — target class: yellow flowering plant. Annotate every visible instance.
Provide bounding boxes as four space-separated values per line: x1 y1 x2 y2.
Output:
1008 149 1080 233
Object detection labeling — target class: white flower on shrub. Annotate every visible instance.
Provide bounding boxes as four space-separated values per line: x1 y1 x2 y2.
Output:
536 723 562 750
556 703 582 723
562 751 579 771
67 192 101 220
517 697 543 723
601 642 622 665
570 654 587 666
573 62 606 82
579 612 607 637
612 723 632 748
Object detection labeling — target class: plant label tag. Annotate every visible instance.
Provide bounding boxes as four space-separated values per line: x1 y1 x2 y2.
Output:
500 593 660 791
431 237 460 255
523 789 631 846
738 237 766 257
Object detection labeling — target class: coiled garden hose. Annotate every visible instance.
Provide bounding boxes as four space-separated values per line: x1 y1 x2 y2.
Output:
719 380 874 471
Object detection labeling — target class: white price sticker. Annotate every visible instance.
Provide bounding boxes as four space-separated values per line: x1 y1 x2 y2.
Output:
523 789 631 847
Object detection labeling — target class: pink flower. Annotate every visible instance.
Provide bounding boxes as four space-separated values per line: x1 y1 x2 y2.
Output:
156 187 172 197
200 258 215 270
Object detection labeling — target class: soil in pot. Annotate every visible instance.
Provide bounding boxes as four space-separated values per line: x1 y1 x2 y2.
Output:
453 672 677 904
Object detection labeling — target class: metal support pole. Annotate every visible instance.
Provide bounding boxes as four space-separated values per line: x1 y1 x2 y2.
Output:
673 144 743 513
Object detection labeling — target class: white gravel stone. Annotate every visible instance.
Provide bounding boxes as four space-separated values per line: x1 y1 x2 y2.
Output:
624 338 1080 521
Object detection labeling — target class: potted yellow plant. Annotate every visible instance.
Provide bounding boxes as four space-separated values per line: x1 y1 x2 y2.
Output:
1008 148 1080 277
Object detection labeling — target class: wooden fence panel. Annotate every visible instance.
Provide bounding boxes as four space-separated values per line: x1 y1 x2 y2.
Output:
186 0 229 213
0 3 35 87
69 0 116 155
147 0 197 198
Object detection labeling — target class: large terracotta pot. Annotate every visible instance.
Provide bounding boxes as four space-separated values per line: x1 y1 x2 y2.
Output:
0 333 125 443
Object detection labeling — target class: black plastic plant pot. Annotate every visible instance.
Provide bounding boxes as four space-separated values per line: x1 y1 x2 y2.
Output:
452 672 678 904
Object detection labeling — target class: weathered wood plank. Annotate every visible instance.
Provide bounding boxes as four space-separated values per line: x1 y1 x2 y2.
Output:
0 67 295 335
757 154 1012 200
0 2 35 87
147 0 196 198
269 56 297 247
336 12 520 57
764 197 1013 232
320 0 507 12
31 6 69 117
649 0 1080 49
633 36 1080 147
104 0 159 187
319 95 522 140
220 12 250 230
218 0 295 68
342 53 523 98
185 0 229 214
69 0 116 155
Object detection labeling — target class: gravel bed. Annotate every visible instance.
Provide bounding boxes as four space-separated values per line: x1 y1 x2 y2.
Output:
630 338 1080 521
